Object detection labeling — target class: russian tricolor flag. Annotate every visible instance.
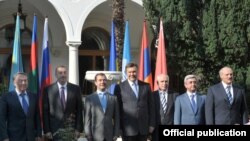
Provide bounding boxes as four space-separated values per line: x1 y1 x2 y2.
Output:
39 17 52 119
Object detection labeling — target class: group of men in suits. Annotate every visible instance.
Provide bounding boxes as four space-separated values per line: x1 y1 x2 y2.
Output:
0 66 83 141
0 64 249 141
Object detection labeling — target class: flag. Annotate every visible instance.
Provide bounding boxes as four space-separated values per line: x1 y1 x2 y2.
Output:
138 20 153 90
8 14 23 91
108 21 117 94
154 19 167 91
28 15 39 94
122 20 131 81
39 17 52 117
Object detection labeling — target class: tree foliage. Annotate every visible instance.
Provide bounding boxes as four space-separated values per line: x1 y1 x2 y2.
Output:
112 0 125 71
143 0 250 97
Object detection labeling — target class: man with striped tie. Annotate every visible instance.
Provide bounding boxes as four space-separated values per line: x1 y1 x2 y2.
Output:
205 66 249 125
152 74 179 141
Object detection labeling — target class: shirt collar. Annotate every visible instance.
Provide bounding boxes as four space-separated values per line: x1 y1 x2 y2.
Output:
159 90 168 94
221 81 232 89
187 91 196 97
97 90 106 95
128 80 138 86
15 89 27 96
57 82 67 89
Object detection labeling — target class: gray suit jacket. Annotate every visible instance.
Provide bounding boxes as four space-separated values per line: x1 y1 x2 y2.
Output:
205 83 249 125
114 80 155 136
84 92 120 141
0 91 41 141
174 92 206 125
42 82 83 136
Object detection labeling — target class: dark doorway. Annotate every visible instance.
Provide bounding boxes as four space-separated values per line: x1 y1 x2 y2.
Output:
79 27 110 95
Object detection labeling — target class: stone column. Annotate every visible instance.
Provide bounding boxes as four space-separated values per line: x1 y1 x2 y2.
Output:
66 41 81 85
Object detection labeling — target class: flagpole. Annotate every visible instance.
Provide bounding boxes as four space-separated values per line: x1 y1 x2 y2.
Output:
28 14 39 94
108 20 117 94
8 13 23 91
138 20 153 90
153 18 167 91
122 20 131 81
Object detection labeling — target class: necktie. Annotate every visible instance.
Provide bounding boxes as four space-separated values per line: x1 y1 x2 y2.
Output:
132 82 138 98
190 94 196 112
226 86 233 104
20 93 29 115
61 87 66 109
99 93 107 112
161 92 167 114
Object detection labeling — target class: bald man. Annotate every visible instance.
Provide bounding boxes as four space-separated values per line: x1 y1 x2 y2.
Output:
205 66 249 125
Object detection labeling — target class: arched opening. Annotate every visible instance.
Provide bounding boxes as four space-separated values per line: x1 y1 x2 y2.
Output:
79 27 110 95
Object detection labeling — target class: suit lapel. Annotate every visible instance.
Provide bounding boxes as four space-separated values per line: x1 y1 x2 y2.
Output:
93 93 105 113
12 91 26 115
184 93 194 113
219 83 231 105
166 93 173 112
105 93 112 114
195 94 201 114
27 92 34 116
232 85 238 105
52 83 64 111
156 91 161 112
65 84 72 111
124 80 137 99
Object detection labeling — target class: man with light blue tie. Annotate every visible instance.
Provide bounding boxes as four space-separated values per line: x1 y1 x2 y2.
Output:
114 63 155 141
84 73 120 141
174 74 206 125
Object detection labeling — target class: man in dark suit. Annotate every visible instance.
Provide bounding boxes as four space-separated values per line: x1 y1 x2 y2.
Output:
205 66 249 125
152 74 178 141
0 72 41 141
114 63 155 141
42 65 83 141
174 74 206 125
84 73 120 141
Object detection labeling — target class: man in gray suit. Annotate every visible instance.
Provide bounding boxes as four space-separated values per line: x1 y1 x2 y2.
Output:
42 65 83 141
152 74 179 141
114 63 155 141
205 66 249 125
84 73 120 141
174 74 206 125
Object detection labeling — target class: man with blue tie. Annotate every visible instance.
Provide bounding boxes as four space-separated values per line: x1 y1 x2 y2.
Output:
0 72 41 141
205 66 249 125
174 74 206 125
114 63 155 141
84 73 120 141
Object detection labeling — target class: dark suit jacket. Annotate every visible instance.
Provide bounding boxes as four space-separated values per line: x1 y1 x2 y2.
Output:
84 92 120 141
174 92 206 125
152 90 178 141
114 80 155 136
153 90 179 125
42 82 83 136
0 91 41 141
205 83 249 125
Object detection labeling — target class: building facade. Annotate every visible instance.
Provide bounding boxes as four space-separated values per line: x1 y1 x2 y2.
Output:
0 0 154 95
